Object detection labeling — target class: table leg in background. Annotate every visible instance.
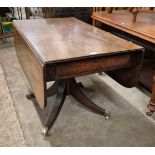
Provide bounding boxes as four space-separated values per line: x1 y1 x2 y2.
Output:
146 76 155 116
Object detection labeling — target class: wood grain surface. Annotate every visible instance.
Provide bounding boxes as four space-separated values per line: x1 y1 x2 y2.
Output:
13 17 143 109
92 10 155 44
13 28 46 109
13 17 141 64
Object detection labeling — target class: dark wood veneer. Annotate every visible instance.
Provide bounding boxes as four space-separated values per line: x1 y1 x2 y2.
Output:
13 17 144 135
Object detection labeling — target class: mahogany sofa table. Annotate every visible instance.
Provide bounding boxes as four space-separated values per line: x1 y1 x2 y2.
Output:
13 18 143 136
92 10 155 116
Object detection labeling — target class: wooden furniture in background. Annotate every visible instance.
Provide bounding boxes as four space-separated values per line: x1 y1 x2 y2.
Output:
107 7 139 23
129 8 154 23
93 7 154 25
13 18 144 136
25 7 30 19
92 7 113 26
25 7 93 24
42 7 53 18
92 7 130 26
92 9 155 116
129 8 139 23
43 7 93 24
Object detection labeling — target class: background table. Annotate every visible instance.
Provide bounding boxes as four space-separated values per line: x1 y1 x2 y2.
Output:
92 10 155 116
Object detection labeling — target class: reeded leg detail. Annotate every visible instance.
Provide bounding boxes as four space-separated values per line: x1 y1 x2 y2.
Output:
41 80 66 136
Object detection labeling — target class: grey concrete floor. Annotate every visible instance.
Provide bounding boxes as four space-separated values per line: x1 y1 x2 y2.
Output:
1 38 155 146
0 64 25 146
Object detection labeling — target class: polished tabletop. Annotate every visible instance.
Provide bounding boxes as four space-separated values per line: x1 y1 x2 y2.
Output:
13 17 141 64
92 10 155 44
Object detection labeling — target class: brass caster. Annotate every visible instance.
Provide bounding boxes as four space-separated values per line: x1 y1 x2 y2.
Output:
41 127 49 136
104 111 111 120
146 111 153 116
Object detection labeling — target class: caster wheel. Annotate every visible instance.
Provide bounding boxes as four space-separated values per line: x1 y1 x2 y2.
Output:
146 111 153 116
78 82 84 88
26 93 35 100
41 127 49 137
26 94 32 100
104 111 111 120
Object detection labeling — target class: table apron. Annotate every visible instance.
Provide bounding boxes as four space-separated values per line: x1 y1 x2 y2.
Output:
45 52 142 81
